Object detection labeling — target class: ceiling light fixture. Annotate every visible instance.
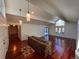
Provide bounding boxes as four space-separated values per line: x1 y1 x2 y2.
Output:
26 0 31 22
19 9 22 25
19 20 22 25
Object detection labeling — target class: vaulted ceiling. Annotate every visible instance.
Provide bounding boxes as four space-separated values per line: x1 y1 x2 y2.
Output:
5 0 79 23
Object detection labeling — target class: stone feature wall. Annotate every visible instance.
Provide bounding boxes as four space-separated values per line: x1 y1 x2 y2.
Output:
0 14 9 59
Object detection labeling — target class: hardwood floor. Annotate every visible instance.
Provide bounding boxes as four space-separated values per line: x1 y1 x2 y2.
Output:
6 36 76 59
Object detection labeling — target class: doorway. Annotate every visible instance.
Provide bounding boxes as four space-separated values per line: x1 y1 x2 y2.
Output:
7 25 21 55
8 25 21 42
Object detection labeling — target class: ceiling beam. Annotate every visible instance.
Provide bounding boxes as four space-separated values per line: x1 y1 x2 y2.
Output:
6 13 54 26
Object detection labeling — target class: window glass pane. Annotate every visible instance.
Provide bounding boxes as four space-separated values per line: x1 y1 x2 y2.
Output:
56 20 65 26
62 28 65 33
55 28 58 33
59 28 61 34
44 27 49 41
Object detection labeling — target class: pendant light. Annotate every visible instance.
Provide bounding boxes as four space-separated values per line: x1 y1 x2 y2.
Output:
19 9 22 25
26 0 31 22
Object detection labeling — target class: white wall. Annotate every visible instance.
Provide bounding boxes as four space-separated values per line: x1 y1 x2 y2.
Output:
77 20 79 49
49 22 77 39
21 22 77 41
21 23 47 40
0 0 6 17
75 20 79 59
0 0 1 13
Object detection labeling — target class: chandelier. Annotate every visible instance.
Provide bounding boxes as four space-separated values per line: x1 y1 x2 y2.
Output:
19 9 22 25
26 0 31 22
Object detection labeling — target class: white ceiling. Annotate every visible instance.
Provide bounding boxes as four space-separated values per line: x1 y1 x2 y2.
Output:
30 0 79 23
5 0 79 23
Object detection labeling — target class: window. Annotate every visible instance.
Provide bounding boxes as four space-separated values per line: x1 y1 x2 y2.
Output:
55 19 65 34
56 20 65 26
44 27 49 41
